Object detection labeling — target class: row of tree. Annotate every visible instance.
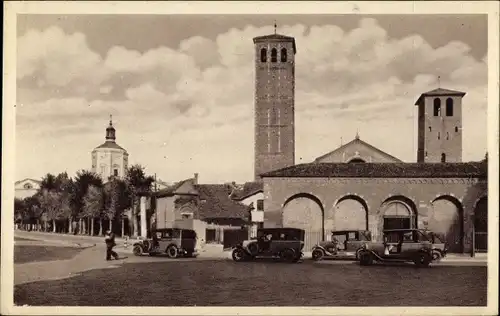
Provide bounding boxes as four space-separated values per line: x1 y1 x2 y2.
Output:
14 165 155 237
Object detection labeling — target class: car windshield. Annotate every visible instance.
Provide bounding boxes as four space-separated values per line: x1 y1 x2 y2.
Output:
425 231 443 243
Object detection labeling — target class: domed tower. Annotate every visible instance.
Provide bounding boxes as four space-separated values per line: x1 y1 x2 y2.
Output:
91 115 129 181
253 26 297 180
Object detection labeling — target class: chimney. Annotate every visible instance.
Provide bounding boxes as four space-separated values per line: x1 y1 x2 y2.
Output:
193 173 199 184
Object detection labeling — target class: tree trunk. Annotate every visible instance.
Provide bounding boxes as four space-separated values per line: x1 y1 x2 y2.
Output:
99 218 103 236
91 218 95 236
132 201 139 237
36 219 40 231
68 217 72 234
109 218 113 232
82 218 87 235
78 218 82 234
52 220 56 233
121 218 125 237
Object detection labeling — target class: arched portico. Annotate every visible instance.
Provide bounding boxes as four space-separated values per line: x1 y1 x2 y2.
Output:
429 195 464 253
282 193 325 250
380 195 418 232
473 196 488 252
332 194 369 231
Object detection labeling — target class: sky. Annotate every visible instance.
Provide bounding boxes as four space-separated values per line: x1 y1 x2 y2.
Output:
16 14 488 184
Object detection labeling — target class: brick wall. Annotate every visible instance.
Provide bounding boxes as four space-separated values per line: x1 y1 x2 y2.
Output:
263 177 487 253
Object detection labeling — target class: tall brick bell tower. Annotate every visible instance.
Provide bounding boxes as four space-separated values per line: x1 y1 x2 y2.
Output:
415 87 466 163
253 27 297 180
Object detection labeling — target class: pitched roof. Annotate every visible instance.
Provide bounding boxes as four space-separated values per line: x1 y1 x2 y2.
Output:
154 178 196 198
94 141 127 152
314 137 403 163
261 162 487 179
229 181 264 201
195 184 250 220
15 178 41 185
415 88 466 105
253 33 297 54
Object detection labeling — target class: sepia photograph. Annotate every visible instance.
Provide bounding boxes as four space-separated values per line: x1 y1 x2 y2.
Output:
1 1 499 315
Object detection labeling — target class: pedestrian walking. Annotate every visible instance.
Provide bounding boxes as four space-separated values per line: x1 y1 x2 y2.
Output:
105 230 119 261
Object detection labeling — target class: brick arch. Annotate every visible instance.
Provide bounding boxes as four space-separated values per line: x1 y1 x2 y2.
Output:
332 194 369 231
282 193 325 250
380 195 418 216
429 195 465 253
379 195 418 231
473 195 487 252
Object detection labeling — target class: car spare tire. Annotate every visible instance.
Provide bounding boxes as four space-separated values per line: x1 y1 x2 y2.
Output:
359 251 374 266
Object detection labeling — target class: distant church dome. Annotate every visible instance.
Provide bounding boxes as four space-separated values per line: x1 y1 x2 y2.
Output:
94 115 127 152
91 115 129 181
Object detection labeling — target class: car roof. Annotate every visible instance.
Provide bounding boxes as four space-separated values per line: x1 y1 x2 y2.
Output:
331 230 369 234
383 229 423 232
258 227 305 232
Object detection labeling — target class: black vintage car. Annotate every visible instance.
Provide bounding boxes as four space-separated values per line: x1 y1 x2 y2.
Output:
231 228 305 263
357 229 434 267
311 230 372 261
133 228 198 258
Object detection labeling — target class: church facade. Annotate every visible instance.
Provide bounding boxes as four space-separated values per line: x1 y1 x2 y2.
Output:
254 31 488 255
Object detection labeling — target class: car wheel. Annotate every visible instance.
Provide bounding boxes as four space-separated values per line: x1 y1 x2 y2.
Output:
248 243 259 256
312 249 325 261
280 248 296 263
133 245 143 257
359 252 373 266
432 250 442 262
166 245 178 259
414 252 432 268
232 248 246 262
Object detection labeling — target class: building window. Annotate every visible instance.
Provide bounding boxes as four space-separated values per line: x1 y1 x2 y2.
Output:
441 153 446 163
271 48 277 63
433 98 441 116
428 126 432 132
437 132 440 140
425 151 428 158
257 199 264 211
100 166 106 175
114 169 119 176
260 48 267 62
24 183 32 189
181 212 194 219
446 98 454 116
280 48 287 62
446 132 449 140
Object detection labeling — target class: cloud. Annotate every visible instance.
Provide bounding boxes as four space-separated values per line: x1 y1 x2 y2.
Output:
16 18 488 183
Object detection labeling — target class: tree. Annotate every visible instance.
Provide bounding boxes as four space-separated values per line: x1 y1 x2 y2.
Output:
74 170 103 234
24 195 43 231
82 185 104 236
14 198 25 225
125 165 154 237
40 173 58 191
103 178 130 233
39 189 68 233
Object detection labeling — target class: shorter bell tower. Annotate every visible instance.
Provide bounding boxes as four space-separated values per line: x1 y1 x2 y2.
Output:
415 88 466 163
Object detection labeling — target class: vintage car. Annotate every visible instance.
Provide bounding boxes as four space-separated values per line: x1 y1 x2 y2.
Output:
423 230 448 262
231 228 305 263
357 229 435 267
132 228 198 258
311 230 372 261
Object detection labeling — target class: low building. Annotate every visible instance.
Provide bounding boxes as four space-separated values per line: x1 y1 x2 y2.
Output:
151 174 252 249
15 178 41 199
261 161 488 254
